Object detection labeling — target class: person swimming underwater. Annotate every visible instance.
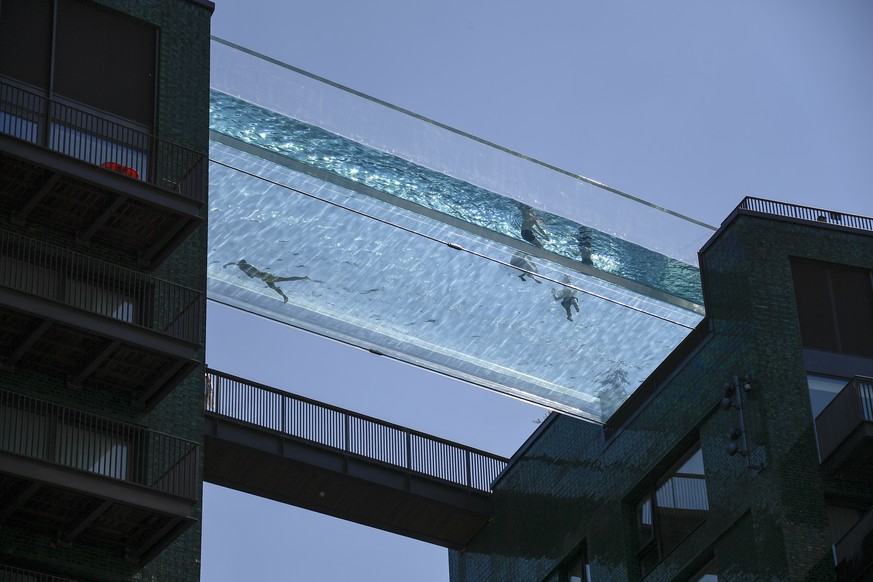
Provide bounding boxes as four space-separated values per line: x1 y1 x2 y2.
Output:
223 259 310 303
551 275 580 321
510 251 542 283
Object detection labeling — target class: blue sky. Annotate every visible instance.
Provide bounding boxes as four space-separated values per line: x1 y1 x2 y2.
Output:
203 2 873 580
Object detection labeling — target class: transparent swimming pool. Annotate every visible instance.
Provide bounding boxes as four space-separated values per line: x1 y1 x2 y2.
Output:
207 39 710 421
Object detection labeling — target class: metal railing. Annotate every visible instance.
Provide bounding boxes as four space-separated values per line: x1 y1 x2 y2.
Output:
835 507 873 581
738 197 873 233
204 369 508 492
0 229 202 344
0 77 207 203
0 389 199 500
0 564 80 582
816 376 873 463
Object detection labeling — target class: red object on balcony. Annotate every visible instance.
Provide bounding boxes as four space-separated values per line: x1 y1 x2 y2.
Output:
101 161 140 179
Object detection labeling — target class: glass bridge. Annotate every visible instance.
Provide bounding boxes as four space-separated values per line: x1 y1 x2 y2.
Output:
207 38 715 422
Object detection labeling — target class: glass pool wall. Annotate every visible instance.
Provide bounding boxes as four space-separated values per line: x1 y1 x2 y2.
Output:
208 38 711 421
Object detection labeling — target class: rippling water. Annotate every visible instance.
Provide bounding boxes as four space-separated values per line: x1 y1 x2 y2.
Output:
209 90 703 306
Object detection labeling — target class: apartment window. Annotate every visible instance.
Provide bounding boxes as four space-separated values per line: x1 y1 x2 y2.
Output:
791 259 873 359
688 558 718 581
808 374 849 418
562 545 591 582
0 0 157 127
636 444 709 576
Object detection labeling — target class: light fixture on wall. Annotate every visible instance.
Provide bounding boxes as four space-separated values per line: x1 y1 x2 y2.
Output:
720 373 764 473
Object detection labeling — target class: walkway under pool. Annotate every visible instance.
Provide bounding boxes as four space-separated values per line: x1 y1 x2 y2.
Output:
207 39 712 422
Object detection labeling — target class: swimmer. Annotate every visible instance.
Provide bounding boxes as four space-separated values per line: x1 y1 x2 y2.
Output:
223 259 310 303
551 275 580 321
520 206 550 248
510 251 542 283
576 227 594 266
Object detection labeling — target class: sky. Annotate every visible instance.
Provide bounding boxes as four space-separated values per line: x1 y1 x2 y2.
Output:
202 2 873 580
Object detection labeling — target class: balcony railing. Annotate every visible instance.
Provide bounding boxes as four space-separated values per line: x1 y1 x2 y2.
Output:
816 376 873 463
0 229 202 345
835 506 873 581
205 369 508 492
0 77 206 203
0 564 79 582
0 389 198 500
738 197 873 233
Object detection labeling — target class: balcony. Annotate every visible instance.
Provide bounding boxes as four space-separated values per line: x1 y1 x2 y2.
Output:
0 229 202 410
0 564 79 581
816 376 873 482
835 507 873 581
0 390 198 566
0 77 207 268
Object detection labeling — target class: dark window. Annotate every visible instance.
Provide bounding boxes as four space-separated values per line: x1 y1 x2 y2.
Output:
688 558 718 581
0 0 53 89
791 259 873 358
54 0 156 125
636 445 709 576
0 0 156 128
561 544 590 582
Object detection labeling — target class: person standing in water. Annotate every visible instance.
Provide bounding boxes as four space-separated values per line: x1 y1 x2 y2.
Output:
551 275 580 321
223 259 310 303
520 205 550 248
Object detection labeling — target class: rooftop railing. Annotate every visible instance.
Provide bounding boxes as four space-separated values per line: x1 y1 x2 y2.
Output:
0 564 80 582
738 197 873 233
205 369 508 492
0 76 207 203
816 376 873 464
0 229 202 345
0 389 199 500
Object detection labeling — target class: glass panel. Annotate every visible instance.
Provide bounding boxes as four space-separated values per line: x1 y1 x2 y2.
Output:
567 555 587 582
655 448 708 556
636 494 654 547
54 0 156 127
208 38 714 420
210 39 716 268
808 374 848 418
689 558 718 581
208 140 703 421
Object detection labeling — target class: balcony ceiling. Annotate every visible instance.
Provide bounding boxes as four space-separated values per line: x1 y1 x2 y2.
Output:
0 137 201 269
0 459 195 566
0 306 196 411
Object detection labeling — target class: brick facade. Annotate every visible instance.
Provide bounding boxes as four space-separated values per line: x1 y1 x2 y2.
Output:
450 208 873 581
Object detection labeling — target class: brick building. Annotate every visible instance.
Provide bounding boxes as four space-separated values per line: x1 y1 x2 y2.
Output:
0 0 213 579
450 200 873 582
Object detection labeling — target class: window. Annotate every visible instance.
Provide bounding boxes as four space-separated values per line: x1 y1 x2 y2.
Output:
0 0 157 127
791 259 873 359
0 0 156 177
808 374 849 418
563 546 591 582
636 445 709 576
688 558 718 581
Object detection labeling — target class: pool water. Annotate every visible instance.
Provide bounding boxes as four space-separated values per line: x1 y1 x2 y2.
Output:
209 90 703 307
206 92 704 422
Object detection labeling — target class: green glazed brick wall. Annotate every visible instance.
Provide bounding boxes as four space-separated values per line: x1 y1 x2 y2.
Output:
450 210 873 582
0 0 213 580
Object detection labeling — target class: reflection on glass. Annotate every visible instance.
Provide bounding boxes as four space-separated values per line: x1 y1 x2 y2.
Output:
636 446 709 575
808 374 849 419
